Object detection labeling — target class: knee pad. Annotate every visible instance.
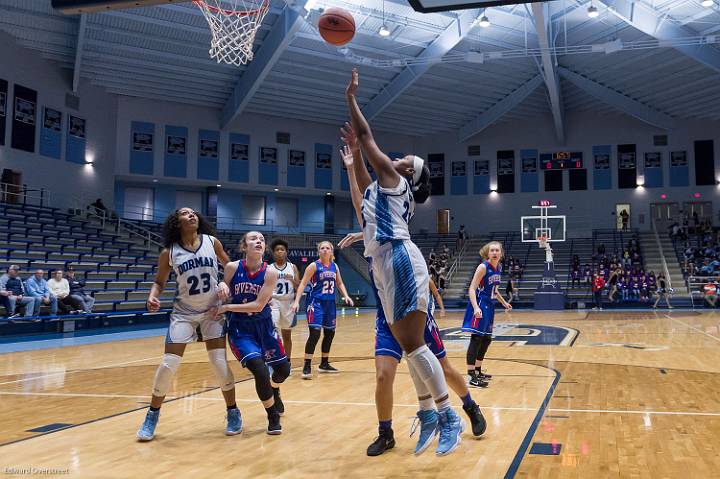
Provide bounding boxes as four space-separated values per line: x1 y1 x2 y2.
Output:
271 361 290 384
207 348 235 392
152 353 182 397
245 357 273 401
305 327 321 354
321 329 335 353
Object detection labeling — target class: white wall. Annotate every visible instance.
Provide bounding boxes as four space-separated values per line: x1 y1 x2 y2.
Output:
0 31 118 212
408 111 720 234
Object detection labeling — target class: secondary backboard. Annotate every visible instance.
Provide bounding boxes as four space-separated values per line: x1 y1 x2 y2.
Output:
408 0 548 13
52 0 187 14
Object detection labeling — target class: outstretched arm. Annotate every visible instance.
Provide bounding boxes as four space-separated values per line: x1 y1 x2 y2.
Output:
292 262 317 313
346 69 400 189
340 144 365 227
341 122 372 197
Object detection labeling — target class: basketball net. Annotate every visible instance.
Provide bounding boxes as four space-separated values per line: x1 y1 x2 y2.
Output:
537 236 548 249
193 0 270 66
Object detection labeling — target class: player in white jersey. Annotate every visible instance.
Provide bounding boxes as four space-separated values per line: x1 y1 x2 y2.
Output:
268 238 300 369
137 207 241 442
345 68 464 456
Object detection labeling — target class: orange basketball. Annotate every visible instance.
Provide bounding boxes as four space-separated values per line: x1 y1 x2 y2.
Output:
318 7 355 46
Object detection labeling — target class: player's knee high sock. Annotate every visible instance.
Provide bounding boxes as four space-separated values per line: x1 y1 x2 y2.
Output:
207 348 235 392
406 358 434 410
477 336 492 362
406 345 451 411
246 357 274 401
151 353 182 398
321 328 335 355
466 334 482 373
305 327 321 356
271 361 291 384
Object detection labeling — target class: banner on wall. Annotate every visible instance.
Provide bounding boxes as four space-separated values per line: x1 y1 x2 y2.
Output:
11 84 37 152
132 132 153 152
0 79 6 146
199 139 218 158
474 160 489 176
316 152 332 169
496 150 515 193
428 153 445 195
451 161 466 176
670 151 687 166
167 135 186 155
231 143 248 161
260 147 278 163
644 152 661 168
521 158 537 172
39 107 63 160
289 150 305 167
69 116 86 138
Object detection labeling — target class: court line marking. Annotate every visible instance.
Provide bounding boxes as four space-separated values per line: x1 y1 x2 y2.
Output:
3 390 720 418
665 314 720 344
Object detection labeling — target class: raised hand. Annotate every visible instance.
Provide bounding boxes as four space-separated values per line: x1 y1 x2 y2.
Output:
346 68 359 97
338 232 363 249
340 122 358 150
340 145 355 168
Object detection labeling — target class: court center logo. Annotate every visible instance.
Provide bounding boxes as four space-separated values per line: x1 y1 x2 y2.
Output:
440 324 578 346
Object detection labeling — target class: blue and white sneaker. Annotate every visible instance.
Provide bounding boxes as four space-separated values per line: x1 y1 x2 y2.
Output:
137 409 160 442
410 409 439 455
436 408 465 456
225 408 242 436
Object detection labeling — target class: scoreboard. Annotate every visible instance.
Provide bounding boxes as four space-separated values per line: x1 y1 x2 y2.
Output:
540 151 584 170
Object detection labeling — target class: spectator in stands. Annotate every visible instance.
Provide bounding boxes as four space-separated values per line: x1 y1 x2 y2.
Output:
639 276 651 302
620 209 629 231
48 269 81 314
457 225 468 250
583 264 592 287
428 248 437 263
90 198 108 216
570 265 581 288
25 269 58 316
66 268 95 313
652 273 672 309
703 280 718 308
505 277 519 303
0 266 39 319
597 244 606 257
592 273 605 310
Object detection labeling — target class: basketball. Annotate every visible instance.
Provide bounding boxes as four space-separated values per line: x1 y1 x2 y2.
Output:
318 7 355 46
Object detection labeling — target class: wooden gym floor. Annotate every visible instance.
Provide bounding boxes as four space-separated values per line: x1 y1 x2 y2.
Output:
1 309 720 478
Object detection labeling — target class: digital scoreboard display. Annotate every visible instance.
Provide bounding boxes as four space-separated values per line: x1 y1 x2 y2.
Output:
540 151 584 170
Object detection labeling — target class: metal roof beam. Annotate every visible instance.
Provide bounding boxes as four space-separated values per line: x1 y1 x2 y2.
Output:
597 0 720 73
558 67 674 130
72 13 87 93
458 74 543 141
361 8 481 121
221 0 308 129
531 2 565 144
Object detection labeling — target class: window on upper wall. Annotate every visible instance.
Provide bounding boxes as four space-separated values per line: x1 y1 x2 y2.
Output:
243 195 266 226
275 197 298 228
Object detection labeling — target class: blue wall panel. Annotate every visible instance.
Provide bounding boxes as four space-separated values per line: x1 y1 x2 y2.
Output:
129 121 154 175
644 168 663 188
164 125 187 178
66 115 87 165
593 145 612 190
39 107 62 160
314 143 333 190
520 149 539 193
197 129 220 180
669 166 689 187
228 133 249 183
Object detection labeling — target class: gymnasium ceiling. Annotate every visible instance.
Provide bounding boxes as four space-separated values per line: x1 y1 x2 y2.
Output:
1 0 720 138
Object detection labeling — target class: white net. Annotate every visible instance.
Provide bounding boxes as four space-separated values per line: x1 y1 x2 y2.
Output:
193 0 270 66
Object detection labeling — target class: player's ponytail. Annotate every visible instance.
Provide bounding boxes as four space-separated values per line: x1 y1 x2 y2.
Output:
411 164 432 204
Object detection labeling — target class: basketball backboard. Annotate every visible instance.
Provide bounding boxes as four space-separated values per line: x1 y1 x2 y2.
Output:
520 203 567 244
407 0 547 13
52 0 185 14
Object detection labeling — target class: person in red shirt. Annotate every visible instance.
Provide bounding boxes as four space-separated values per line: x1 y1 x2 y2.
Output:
703 281 717 308
592 273 606 310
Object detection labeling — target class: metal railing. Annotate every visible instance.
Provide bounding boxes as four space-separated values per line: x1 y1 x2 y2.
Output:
445 239 468 287
651 219 673 291
84 209 164 249
0 182 49 207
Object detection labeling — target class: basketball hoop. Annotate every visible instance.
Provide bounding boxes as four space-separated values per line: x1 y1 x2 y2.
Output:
537 236 548 249
193 0 270 66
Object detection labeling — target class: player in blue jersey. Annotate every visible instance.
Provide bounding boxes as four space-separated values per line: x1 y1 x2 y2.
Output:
463 241 512 388
344 71 465 457
137 207 239 442
216 231 290 435
292 241 354 379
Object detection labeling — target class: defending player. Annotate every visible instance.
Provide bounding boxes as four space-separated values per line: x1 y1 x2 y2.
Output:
137 207 239 442
345 68 464 456
463 242 512 388
217 231 290 435
292 241 354 379
268 239 300 370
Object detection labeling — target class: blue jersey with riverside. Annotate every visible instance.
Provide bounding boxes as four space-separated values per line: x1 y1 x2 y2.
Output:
310 260 337 301
229 260 271 321
476 261 502 301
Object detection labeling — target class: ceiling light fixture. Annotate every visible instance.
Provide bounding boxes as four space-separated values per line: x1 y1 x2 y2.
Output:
379 0 391 37
479 15 490 28
701 0 713 6
587 4 599 18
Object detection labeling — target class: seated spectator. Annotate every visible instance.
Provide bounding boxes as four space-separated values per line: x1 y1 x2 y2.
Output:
570 266 581 288
428 248 436 263
704 280 718 308
25 269 58 315
66 268 95 313
619 277 630 302
90 198 108 216
48 269 82 313
0 266 39 319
